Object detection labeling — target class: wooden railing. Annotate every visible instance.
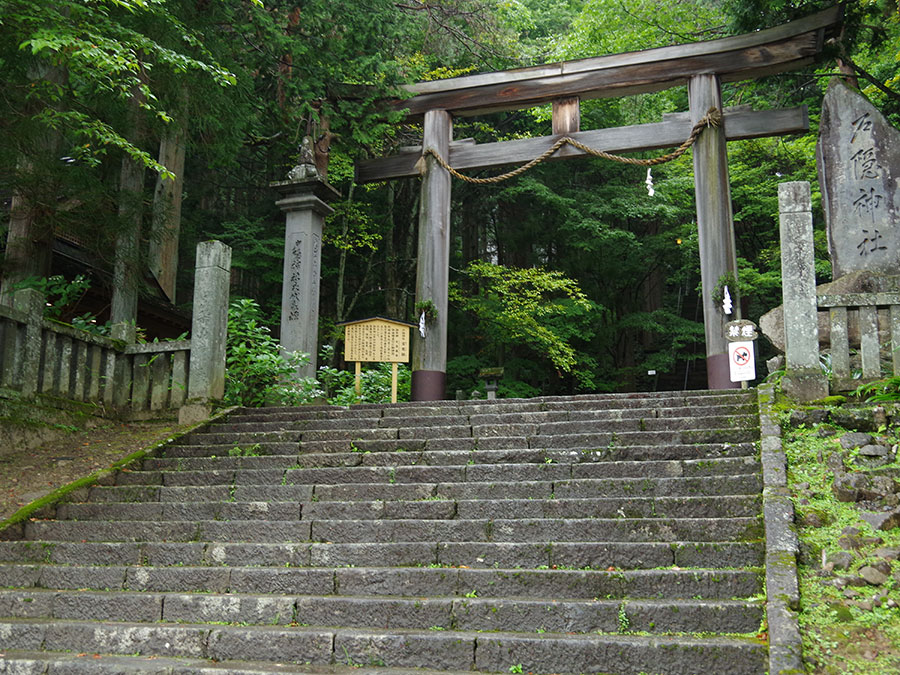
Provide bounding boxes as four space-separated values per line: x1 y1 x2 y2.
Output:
0 300 191 416
817 292 900 391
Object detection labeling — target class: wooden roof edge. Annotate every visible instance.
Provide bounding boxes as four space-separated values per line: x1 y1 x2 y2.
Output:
336 316 417 328
400 5 842 98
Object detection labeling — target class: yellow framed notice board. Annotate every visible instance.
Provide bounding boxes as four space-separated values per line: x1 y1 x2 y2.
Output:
338 317 415 402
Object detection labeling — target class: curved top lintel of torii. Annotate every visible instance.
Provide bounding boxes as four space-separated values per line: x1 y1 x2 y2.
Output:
394 5 843 120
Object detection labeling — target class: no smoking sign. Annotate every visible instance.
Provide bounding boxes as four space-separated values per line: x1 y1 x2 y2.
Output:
728 340 756 382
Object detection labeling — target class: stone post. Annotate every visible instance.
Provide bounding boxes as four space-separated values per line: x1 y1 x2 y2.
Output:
689 74 741 390
180 240 231 424
411 110 452 401
13 288 44 397
779 182 828 401
273 177 339 379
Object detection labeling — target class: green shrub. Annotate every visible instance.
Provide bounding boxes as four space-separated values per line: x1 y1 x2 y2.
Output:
224 298 322 407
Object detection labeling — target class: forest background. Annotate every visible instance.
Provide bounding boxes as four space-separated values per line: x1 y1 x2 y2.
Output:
1 0 898 401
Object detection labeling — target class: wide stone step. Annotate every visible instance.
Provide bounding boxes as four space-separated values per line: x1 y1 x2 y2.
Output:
0 561 761 600
312 474 761 502
225 391 754 423
147 447 762 472
206 408 757 435
0 588 763 635
22 513 761 545
0 539 764 570
143 454 759 478
0 619 767 674
0 650 477 675
116 457 760 488
177 422 759 452
301 495 761 521
160 440 758 462
86 473 759 507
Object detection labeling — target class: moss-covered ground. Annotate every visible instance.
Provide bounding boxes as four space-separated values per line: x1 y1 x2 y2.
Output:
783 407 900 674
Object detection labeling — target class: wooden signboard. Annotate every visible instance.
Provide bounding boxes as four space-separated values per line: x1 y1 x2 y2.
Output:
339 317 414 403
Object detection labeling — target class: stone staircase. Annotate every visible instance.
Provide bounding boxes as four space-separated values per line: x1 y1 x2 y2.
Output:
0 390 767 674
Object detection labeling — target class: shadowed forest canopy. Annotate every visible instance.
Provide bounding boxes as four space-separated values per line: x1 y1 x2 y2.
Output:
1 0 898 396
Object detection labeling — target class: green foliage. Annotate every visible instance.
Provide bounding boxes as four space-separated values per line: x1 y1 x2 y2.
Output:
317 345 411 405
224 298 322 407
1 0 236 175
452 261 594 374
853 377 900 402
11 274 90 320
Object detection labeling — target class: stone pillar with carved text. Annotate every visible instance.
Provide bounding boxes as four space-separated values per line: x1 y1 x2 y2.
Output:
818 79 900 279
411 110 452 401
690 74 741 389
273 174 339 379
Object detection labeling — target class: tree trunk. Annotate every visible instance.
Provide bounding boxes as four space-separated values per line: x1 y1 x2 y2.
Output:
384 182 403 318
149 88 189 303
110 74 148 340
0 63 66 301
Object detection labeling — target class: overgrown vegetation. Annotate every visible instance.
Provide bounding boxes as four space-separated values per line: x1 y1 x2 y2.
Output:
782 401 900 673
224 298 322 407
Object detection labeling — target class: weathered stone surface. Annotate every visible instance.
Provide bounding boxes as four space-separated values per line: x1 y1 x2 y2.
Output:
861 509 900 531
832 409 878 433
827 551 854 570
801 511 826 528
832 473 872 502
860 565 889 586
186 240 231 403
206 625 334 663
870 475 900 495
0 389 769 673
790 409 829 427
875 546 900 561
818 80 900 278
779 181 822 376
859 443 890 457
334 630 475 671
840 432 873 450
826 451 846 473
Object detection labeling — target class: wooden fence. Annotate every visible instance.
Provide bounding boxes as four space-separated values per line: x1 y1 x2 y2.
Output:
817 292 900 392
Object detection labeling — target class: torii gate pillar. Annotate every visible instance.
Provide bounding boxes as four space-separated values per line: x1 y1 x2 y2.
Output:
690 74 741 390
411 110 452 400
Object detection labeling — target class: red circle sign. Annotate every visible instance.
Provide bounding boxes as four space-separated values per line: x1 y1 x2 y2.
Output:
733 347 751 365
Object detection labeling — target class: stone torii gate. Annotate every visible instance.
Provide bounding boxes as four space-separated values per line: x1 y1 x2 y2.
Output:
355 6 842 400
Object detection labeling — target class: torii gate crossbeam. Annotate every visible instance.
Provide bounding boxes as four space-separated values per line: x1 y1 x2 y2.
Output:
356 6 843 400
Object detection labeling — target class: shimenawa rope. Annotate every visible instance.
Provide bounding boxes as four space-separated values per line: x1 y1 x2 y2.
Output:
417 107 722 185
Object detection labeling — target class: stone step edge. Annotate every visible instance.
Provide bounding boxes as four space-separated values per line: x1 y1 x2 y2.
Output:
0 586 766 606
146 454 762 468
59 494 763 515
0 617 769 644
0 560 765 576
0 594 765 638
108 471 764 487
229 391 756 416
185 425 762 442
0 650 481 675
0 622 768 675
